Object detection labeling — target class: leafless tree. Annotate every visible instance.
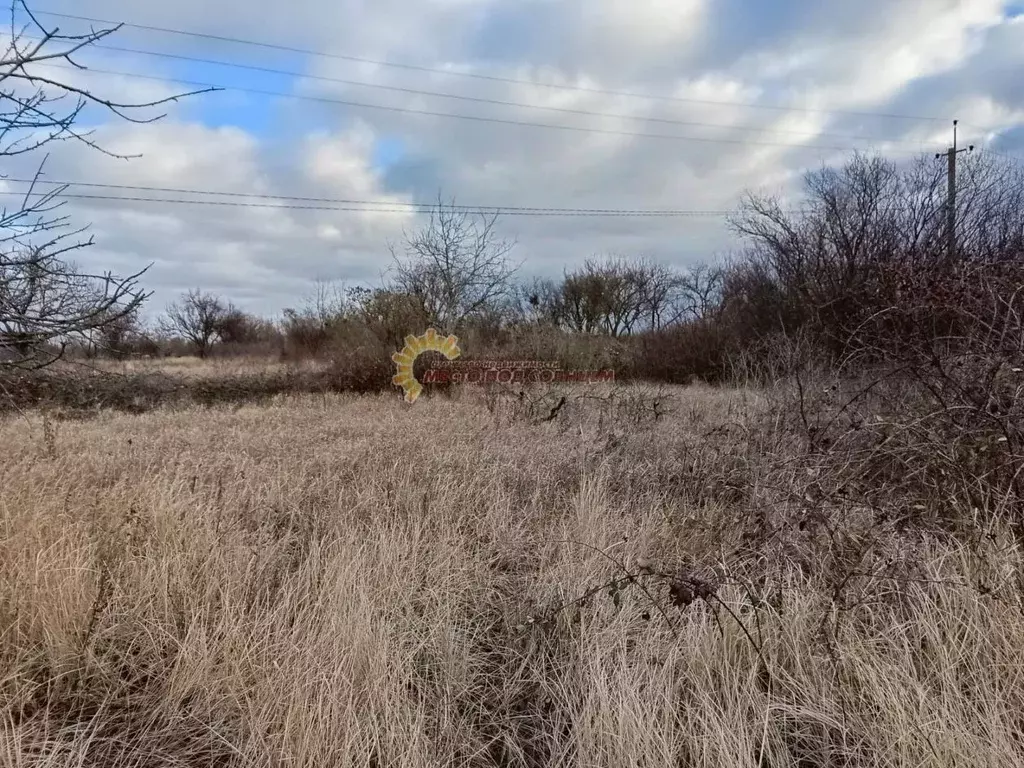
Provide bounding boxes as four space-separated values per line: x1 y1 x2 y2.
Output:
671 262 724 323
552 256 685 336
389 195 520 332
516 276 562 326
305 278 348 325
216 304 278 347
726 150 1024 356
0 177 150 367
628 257 691 331
89 304 141 358
161 289 227 359
0 1 213 370
556 258 627 336
344 286 430 351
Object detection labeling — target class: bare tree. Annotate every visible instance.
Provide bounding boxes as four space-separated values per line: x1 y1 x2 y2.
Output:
626 257 693 331
161 289 226 359
516 276 563 326
216 304 278 347
345 286 430 351
89 304 141 359
593 256 648 336
0 178 151 367
389 195 520 332
0 1 213 370
726 150 1024 356
553 256 682 336
670 262 724 323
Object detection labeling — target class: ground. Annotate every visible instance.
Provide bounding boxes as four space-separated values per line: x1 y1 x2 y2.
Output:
1 379 1022 766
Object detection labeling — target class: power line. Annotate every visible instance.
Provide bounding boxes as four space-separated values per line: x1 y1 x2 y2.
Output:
34 9 951 125
39 62 924 155
33 38 934 148
0 190 736 217
0 177 732 215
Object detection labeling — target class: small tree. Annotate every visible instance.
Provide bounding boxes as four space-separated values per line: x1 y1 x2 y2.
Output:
347 287 431 352
516 277 563 326
0 210 150 367
162 289 226 358
215 305 250 346
727 150 1024 358
91 306 142 359
215 306 277 348
277 280 352 359
389 195 520 333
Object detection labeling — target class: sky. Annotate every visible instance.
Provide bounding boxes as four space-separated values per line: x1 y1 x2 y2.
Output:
3 0 1024 318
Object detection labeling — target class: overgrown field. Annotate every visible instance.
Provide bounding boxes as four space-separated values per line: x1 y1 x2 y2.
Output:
2 381 1023 767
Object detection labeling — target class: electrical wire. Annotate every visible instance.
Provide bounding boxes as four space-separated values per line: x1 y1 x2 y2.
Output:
0 189 737 216
0 177 735 214
37 62 926 155
21 38 939 149
34 9 953 124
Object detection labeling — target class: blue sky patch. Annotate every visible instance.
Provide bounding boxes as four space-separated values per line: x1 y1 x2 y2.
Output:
169 52 307 138
989 123 1024 154
379 153 444 199
371 136 406 170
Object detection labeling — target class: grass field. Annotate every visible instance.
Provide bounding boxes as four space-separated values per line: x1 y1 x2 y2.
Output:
2 381 1023 766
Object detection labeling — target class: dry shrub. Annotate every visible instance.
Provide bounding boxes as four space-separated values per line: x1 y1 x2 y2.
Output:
631 319 731 384
753 260 1024 537
0 363 394 418
323 332 395 394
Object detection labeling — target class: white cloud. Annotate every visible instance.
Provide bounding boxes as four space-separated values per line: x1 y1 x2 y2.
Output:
9 119 413 315
5 0 1022 318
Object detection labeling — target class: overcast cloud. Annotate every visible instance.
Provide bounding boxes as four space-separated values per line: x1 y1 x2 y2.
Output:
4 0 1023 317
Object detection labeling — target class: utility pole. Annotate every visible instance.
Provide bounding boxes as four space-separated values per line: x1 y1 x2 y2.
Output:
935 119 973 261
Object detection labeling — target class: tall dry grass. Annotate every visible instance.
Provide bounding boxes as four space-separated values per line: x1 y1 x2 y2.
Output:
1 383 1023 766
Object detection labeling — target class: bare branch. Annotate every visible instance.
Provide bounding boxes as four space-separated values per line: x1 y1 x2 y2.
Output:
389 193 520 332
159 289 227 359
0 2 209 373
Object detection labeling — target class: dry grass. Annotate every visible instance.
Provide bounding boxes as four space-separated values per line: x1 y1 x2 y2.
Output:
2 382 1023 766
0 357 385 418
93 356 311 379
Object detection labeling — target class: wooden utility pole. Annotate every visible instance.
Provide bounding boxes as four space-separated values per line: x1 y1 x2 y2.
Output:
935 119 973 261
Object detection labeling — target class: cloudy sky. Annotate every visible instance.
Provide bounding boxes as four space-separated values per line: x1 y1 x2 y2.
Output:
3 0 1023 317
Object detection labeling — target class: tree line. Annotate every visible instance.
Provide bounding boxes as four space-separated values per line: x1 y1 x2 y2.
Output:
76 147 1024 388
97 233 729 362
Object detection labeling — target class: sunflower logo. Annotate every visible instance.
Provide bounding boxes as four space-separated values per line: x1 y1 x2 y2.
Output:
392 328 461 403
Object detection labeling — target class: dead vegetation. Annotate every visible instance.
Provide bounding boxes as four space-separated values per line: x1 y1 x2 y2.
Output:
2 379 1023 767
0 356 393 418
